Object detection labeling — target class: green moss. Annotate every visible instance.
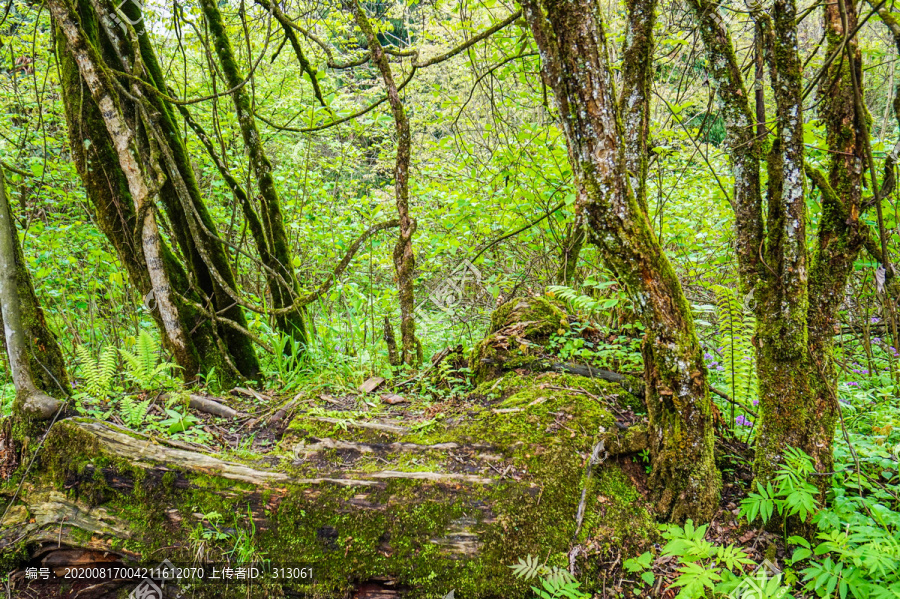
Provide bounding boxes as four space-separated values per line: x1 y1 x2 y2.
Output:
488 296 568 337
470 297 571 385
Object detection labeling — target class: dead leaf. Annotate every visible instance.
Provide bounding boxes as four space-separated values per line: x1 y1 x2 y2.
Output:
381 394 408 405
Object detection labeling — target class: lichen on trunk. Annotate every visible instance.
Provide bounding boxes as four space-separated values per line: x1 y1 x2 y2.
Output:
520 0 720 521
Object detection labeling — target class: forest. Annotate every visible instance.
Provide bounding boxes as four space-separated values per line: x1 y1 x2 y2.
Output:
0 0 898 596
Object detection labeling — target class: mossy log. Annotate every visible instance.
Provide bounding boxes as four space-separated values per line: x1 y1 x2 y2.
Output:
0 374 654 598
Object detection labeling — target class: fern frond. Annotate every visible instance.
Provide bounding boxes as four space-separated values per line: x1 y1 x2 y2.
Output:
75 345 117 400
711 285 758 408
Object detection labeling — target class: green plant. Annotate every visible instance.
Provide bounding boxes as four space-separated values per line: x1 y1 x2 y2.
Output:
267 333 309 391
623 551 655 588
529 577 589 599
225 506 267 564
118 394 151 429
74 344 118 401
160 406 202 435
119 330 179 390
509 556 587 599
639 448 652 474
739 446 819 527
660 520 777 599
548 276 630 317
0 383 15 416
711 284 757 415
409 413 445 434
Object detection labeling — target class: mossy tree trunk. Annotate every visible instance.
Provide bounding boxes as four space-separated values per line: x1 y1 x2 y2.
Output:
0 168 70 398
552 0 653 287
690 0 819 489
801 0 868 485
689 0 888 501
352 1 421 367
198 0 309 350
0 373 655 598
752 0 813 486
52 0 256 386
125 0 261 381
519 0 721 522
0 168 67 420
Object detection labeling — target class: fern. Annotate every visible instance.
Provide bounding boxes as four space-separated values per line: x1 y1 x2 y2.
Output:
120 330 178 390
510 555 579 596
119 394 151 429
547 285 607 316
75 345 118 401
712 285 757 409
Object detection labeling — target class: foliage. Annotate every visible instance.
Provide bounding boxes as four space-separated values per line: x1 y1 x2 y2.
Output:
119 330 179 390
509 556 587 599
73 345 118 402
739 447 820 526
653 446 900 599
711 284 757 410
118 394 151 429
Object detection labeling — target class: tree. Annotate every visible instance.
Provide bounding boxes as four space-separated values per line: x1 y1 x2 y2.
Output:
0 167 67 420
519 0 721 521
687 0 891 497
351 0 421 367
51 0 261 385
198 0 310 350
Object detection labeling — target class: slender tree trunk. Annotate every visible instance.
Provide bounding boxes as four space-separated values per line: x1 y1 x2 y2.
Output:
800 0 868 486
556 219 585 285
520 0 720 521
749 0 813 486
620 0 656 212
0 170 70 400
198 0 308 349
352 1 421 367
0 169 65 420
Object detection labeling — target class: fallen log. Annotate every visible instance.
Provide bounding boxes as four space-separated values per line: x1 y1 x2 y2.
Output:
0 372 656 598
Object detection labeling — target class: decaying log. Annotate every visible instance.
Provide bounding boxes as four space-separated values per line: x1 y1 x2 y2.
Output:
1 372 656 598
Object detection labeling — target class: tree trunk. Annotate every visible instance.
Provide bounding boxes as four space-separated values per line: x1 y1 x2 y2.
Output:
620 0 656 212
556 219 585 285
52 0 251 386
352 1 421 367
0 169 64 420
125 4 261 381
750 0 813 485
801 0 868 486
198 0 309 350
688 0 877 503
520 0 720 521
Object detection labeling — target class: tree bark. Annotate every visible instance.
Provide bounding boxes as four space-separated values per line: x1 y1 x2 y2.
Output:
688 0 869 501
352 1 421 367
520 0 720 521
0 170 70 402
620 0 656 213
801 0 868 487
